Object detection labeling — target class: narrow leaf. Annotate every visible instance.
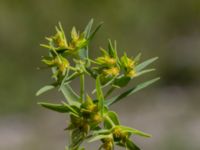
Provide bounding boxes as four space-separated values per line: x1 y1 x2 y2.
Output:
93 129 111 135
135 57 158 72
62 102 79 114
89 134 111 143
113 76 131 87
38 102 72 113
36 85 55 96
135 68 155 77
126 139 141 150
120 126 151 137
134 53 142 63
88 22 103 41
84 19 94 39
107 77 160 106
104 117 113 129
107 111 120 125
60 84 81 107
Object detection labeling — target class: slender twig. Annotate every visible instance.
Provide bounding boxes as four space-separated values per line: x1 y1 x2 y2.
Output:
80 74 85 102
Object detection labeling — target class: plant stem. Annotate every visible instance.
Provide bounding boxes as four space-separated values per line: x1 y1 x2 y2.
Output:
80 74 85 102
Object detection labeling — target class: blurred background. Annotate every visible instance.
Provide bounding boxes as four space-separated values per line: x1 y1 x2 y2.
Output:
0 0 200 149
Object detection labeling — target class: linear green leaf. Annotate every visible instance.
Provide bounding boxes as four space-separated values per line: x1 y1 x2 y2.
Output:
84 19 94 39
135 57 158 72
60 84 81 107
135 68 156 77
134 53 142 63
88 22 103 41
38 102 76 113
36 85 55 96
106 77 160 106
88 134 111 143
107 111 120 125
119 125 151 137
126 139 141 150
93 129 111 135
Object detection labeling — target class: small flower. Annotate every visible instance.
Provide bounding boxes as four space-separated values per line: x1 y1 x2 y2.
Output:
103 67 120 76
81 95 98 112
121 53 137 78
96 55 116 67
113 127 122 139
102 138 114 150
42 55 70 76
112 127 129 144
42 23 68 51
126 69 137 78
91 113 103 123
41 23 88 55
68 27 87 51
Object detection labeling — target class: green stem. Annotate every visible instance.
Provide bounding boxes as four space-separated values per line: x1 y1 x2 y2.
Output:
80 74 85 102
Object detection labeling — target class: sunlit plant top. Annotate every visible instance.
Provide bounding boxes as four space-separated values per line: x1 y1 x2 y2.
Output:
36 19 159 150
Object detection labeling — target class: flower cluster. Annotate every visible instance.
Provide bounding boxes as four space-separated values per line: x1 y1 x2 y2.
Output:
37 19 159 150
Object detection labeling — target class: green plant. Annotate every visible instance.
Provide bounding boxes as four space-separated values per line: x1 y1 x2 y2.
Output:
36 19 159 150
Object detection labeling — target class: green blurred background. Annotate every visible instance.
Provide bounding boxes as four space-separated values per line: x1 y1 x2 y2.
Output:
0 0 200 150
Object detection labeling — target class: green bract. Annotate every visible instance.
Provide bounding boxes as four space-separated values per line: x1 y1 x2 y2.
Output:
37 19 159 150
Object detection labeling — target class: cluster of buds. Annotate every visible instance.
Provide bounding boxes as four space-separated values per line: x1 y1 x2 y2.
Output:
42 23 88 53
37 19 159 150
120 53 137 78
95 48 119 77
42 54 70 77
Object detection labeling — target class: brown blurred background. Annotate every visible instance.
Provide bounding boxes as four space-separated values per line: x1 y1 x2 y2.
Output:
0 0 200 150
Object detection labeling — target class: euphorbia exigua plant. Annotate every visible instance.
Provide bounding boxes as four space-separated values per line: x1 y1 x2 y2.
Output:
36 19 159 150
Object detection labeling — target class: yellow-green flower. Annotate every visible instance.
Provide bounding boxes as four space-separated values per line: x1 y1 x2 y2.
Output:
126 69 137 78
102 138 114 150
103 67 120 76
91 113 103 123
121 53 137 78
96 55 116 67
94 47 120 78
42 55 69 76
41 24 87 55
112 127 129 144
69 27 87 51
113 127 122 139
42 23 68 50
